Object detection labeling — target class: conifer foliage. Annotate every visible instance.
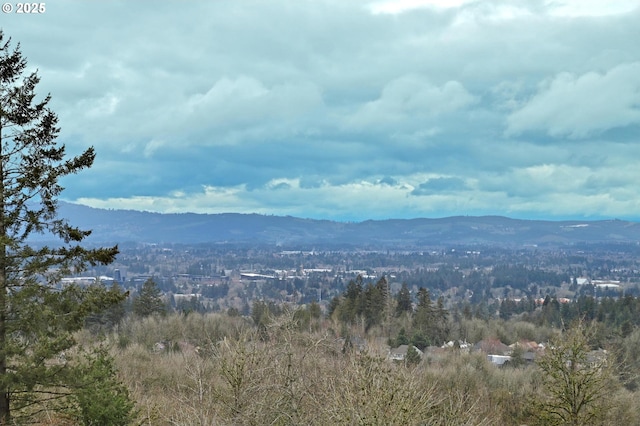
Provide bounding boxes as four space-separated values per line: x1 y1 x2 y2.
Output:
132 278 166 318
0 31 125 423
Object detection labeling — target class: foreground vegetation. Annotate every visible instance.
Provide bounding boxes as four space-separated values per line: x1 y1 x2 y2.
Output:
76 304 637 426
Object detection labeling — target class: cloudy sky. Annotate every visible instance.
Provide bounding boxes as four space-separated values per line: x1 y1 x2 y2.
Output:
3 0 640 221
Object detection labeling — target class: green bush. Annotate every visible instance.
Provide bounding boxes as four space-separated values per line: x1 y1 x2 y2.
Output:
69 346 137 426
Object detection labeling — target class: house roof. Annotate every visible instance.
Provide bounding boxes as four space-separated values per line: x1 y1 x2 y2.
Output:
389 345 424 358
487 354 511 366
474 338 510 355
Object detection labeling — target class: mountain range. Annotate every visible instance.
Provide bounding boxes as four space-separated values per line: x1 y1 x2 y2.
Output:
39 202 640 249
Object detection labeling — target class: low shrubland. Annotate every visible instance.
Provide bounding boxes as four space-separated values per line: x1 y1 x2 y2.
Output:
93 310 640 426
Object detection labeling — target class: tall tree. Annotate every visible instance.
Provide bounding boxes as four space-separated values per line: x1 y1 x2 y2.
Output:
412 288 449 346
0 31 122 423
132 278 166 318
395 282 412 317
85 281 129 334
535 322 614 425
412 287 434 334
337 276 363 324
363 282 384 331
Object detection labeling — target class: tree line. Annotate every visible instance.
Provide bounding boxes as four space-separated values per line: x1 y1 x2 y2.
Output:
327 276 449 350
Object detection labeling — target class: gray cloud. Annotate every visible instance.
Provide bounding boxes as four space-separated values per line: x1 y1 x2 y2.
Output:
506 63 640 138
3 0 640 221
411 177 469 196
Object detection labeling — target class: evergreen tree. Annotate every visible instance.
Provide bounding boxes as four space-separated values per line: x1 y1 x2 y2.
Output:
104 282 128 327
69 346 137 425
375 275 389 301
375 275 391 329
394 327 409 346
412 288 449 346
405 345 421 367
85 281 129 334
410 330 429 350
132 278 166 317
395 282 412 317
413 287 434 334
0 32 123 422
363 282 384 331
338 277 363 324
433 296 449 344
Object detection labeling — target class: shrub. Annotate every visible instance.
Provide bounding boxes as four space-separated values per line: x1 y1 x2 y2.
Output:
68 346 137 426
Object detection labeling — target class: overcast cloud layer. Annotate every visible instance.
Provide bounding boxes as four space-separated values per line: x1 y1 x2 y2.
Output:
3 0 640 221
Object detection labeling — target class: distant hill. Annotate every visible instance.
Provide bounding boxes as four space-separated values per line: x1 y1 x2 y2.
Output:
40 202 640 248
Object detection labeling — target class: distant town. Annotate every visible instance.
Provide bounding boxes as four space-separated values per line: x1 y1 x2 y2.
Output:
72 241 640 317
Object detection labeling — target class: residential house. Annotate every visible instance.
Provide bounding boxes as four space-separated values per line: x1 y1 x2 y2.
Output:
389 345 424 361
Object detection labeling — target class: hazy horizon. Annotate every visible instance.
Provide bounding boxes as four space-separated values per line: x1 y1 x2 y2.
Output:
60 200 638 224
3 0 640 222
